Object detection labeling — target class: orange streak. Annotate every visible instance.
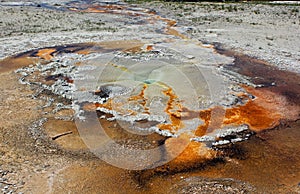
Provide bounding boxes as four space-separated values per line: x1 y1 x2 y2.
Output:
36 49 56 60
223 86 294 132
79 5 143 17
194 85 292 135
82 99 113 112
84 84 288 135
70 3 187 39
158 88 182 132
146 45 154 51
195 109 211 137
128 84 149 113
123 46 143 54
165 28 187 39
224 102 280 131
96 5 125 10
155 16 187 39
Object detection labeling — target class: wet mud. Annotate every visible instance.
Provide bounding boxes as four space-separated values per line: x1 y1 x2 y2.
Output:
132 120 300 193
215 44 300 106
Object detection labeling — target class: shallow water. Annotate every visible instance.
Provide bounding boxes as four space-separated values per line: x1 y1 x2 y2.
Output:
0 0 299 193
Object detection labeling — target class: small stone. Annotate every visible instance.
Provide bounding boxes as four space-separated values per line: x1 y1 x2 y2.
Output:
186 55 195 59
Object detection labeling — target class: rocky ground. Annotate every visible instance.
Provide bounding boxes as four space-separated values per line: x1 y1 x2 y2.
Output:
140 1 300 73
1 1 299 72
0 1 299 194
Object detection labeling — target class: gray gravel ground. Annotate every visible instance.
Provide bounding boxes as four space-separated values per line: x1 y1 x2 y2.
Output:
141 1 300 73
0 1 167 59
0 1 299 73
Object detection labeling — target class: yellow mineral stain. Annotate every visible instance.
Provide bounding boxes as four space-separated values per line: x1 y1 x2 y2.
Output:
69 7 78 11
111 63 129 72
